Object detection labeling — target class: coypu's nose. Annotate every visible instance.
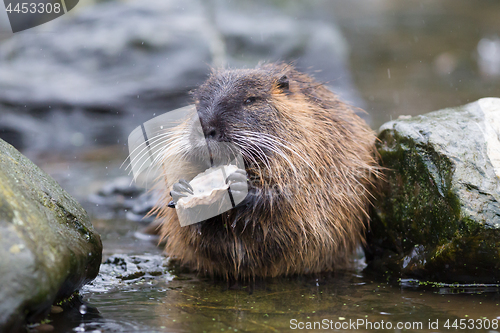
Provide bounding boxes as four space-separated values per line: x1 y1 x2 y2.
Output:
205 126 221 141
199 119 223 142
198 107 225 141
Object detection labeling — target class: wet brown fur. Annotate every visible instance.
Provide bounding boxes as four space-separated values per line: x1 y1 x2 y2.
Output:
153 63 379 280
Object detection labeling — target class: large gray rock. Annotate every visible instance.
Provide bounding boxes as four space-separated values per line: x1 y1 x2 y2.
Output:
367 98 500 283
0 138 102 332
0 0 360 152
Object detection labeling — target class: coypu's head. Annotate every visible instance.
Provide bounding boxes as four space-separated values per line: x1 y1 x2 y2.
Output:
187 64 295 171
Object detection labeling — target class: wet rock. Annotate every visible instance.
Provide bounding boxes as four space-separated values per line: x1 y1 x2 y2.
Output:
366 98 500 283
0 139 102 331
0 0 360 152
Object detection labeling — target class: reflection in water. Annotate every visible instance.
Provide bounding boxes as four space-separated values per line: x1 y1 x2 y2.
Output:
38 297 103 333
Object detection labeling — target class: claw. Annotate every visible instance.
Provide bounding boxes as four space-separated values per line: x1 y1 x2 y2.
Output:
229 182 247 191
173 181 194 195
226 170 247 184
170 190 188 202
179 178 193 192
229 188 248 204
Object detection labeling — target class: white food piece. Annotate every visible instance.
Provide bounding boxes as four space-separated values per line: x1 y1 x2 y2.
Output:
177 164 239 209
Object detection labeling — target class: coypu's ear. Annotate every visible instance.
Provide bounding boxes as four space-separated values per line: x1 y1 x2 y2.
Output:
276 75 289 91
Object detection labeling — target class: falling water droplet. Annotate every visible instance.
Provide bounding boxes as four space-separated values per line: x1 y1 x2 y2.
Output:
79 304 87 315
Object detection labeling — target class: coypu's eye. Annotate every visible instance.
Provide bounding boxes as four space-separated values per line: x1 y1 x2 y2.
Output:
244 97 257 105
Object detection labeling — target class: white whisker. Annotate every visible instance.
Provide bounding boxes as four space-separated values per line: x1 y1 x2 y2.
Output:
125 131 177 172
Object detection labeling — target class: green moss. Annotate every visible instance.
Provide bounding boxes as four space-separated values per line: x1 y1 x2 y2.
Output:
55 291 79 307
375 129 462 251
368 128 500 283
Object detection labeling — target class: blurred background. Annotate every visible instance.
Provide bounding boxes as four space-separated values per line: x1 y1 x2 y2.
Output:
1 0 499 157
0 0 499 207
334 0 500 127
0 0 499 209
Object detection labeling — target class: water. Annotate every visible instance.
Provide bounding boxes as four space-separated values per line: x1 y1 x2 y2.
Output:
66 265 500 332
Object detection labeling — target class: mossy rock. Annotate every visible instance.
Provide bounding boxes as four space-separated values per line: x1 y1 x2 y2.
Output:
367 98 500 283
0 139 102 331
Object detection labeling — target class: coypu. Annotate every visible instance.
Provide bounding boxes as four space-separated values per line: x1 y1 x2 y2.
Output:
153 63 379 280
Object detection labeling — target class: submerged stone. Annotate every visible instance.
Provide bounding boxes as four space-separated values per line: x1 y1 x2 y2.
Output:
0 139 102 332
367 98 500 284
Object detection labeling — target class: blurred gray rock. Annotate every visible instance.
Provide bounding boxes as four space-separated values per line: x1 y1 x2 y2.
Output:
0 138 102 331
367 98 500 283
87 176 159 223
0 0 361 152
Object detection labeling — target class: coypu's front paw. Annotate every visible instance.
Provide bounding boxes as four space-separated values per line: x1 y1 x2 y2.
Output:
168 179 193 208
225 169 248 204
